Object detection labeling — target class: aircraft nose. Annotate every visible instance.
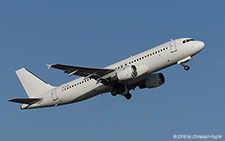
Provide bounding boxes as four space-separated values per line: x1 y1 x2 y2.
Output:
197 41 205 50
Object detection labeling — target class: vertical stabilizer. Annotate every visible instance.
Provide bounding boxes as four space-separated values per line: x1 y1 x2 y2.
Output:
16 68 54 98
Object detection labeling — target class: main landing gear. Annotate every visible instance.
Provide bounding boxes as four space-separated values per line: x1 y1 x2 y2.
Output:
180 62 190 71
124 93 132 100
111 83 132 100
111 89 132 100
111 89 117 96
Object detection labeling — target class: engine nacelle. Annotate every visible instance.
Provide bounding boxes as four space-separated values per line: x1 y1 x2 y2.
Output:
139 73 165 89
116 65 137 81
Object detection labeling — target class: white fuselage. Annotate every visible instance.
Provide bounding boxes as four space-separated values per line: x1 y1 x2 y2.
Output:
21 38 204 109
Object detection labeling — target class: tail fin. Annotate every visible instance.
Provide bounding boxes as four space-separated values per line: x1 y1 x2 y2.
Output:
16 68 54 98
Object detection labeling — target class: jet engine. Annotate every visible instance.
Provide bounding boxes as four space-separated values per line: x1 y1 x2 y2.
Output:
116 65 137 81
139 73 165 89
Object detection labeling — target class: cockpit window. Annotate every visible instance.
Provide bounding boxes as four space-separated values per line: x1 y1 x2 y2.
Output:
183 38 195 44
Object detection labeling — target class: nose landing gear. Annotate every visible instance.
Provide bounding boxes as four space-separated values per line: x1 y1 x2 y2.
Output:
177 56 192 71
181 62 190 71
184 65 190 71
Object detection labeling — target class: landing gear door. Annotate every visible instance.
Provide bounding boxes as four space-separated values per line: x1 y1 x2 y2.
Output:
169 40 177 53
51 89 58 101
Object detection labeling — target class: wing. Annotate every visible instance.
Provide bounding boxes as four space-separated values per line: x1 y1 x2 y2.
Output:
47 64 116 85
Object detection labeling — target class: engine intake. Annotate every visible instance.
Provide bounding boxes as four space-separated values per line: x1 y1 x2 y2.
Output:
139 73 165 89
116 65 137 81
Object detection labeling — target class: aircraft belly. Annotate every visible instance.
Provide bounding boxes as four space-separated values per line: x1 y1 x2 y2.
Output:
71 89 99 103
94 84 111 94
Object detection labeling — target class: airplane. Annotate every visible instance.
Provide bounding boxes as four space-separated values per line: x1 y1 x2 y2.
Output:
9 38 205 109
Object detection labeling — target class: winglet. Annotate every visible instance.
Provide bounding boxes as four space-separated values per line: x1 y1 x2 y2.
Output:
46 64 52 69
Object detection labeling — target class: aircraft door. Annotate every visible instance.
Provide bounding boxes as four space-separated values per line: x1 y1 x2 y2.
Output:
169 40 177 53
51 89 58 101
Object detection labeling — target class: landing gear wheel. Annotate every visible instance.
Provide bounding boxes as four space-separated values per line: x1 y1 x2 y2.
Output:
184 65 190 71
124 93 132 100
180 63 190 71
111 90 117 96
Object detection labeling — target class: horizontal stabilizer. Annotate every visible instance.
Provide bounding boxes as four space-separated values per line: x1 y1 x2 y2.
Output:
9 98 41 105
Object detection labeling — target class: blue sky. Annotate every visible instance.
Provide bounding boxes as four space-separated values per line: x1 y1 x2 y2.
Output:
1 0 225 140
